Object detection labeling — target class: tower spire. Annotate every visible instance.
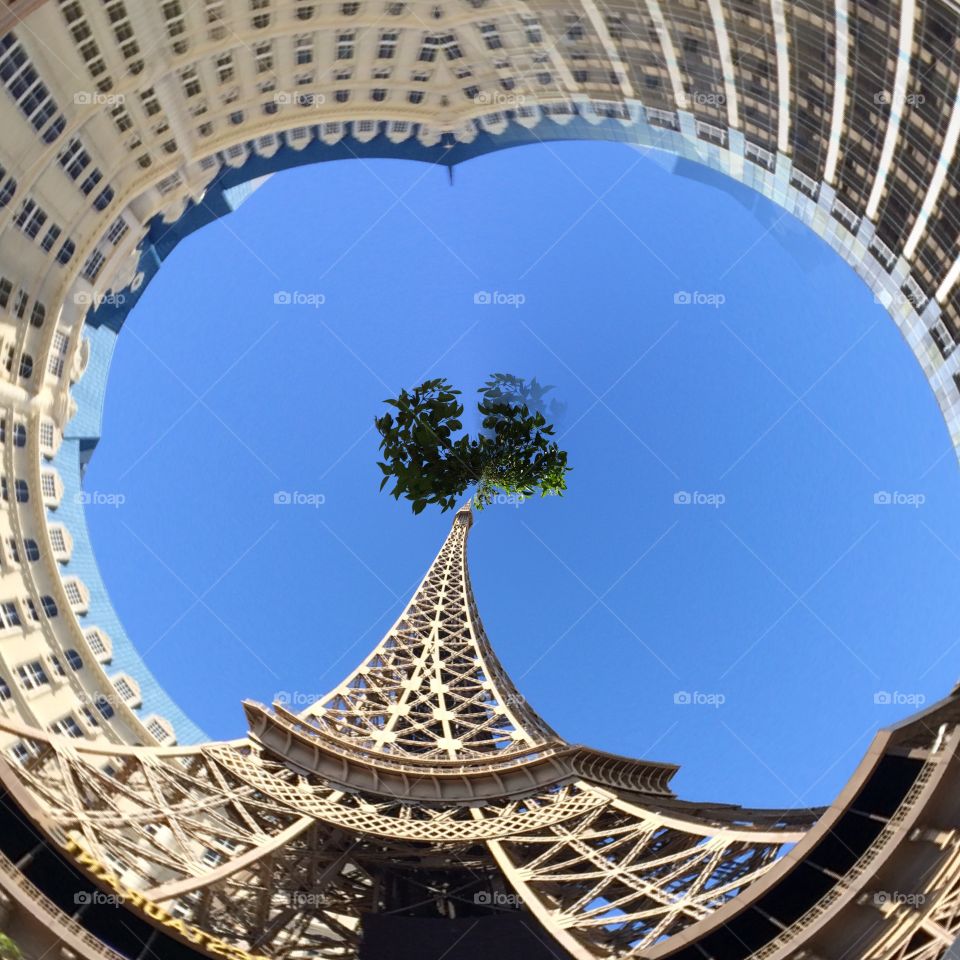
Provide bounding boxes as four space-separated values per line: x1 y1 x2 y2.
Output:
297 505 557 761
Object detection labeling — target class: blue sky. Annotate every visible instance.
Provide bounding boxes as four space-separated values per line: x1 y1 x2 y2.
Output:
84 139 960 810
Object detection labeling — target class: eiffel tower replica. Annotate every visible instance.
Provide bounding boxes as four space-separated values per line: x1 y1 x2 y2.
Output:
1 504 959 960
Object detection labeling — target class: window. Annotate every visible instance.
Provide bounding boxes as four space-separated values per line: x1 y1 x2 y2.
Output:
479 23 501 49
24 598 37 621
378 31 398 58
40 421 54 449
65 649 83 670
58 138 91 180
253 41 273 72
0 278 10 309
82 249 106 281
82 706 99 727
14 199 47 239
14 479 27 502
0 164 15 207
41 595 58 617
5 539 16 564
114 677 135 700
30 301 45 327
147 717 171 741
79 168 102 196
56 239 76 265
443 36 462 59
93 186 114 211
40 225 60 252
50 528 67 555
408 90 424 104
0 676 10 701
51 714 83 738
565 15 584 40
336 32 354 58
95 695 114 719
181 66 201 97
16 660 49 690
65 580 84 606
294 34 313 64
12 424 25 447
105 217 128 246
371 88 387 101
0 34 66 144
216 54 234 83
1 602 21 628
49 655 65 677
23 539 39 561
10 741 35 765
85 629 107 657
140 87 162 115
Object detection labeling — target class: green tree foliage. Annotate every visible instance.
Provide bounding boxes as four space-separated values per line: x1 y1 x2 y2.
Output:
375 375 570 514
0 933 22 960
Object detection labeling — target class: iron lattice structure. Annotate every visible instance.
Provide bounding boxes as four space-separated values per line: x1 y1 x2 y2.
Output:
2 504 959 960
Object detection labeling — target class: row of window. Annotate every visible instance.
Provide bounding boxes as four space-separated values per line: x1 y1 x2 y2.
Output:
0 416 57 453
6 705 171 762
12 649 82 693
58 138 116 211
0 278 47 328
0 34 66 144
12 198 76 266
0 474 61 504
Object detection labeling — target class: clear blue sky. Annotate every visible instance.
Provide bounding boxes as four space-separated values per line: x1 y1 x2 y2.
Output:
84 139 960 810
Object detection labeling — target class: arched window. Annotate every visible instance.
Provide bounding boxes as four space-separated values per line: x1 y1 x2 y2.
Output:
23 539 38 561
40 595 57 617
14 480 27 502
0 676 10 701
65 649 83 670
13 424 25 447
